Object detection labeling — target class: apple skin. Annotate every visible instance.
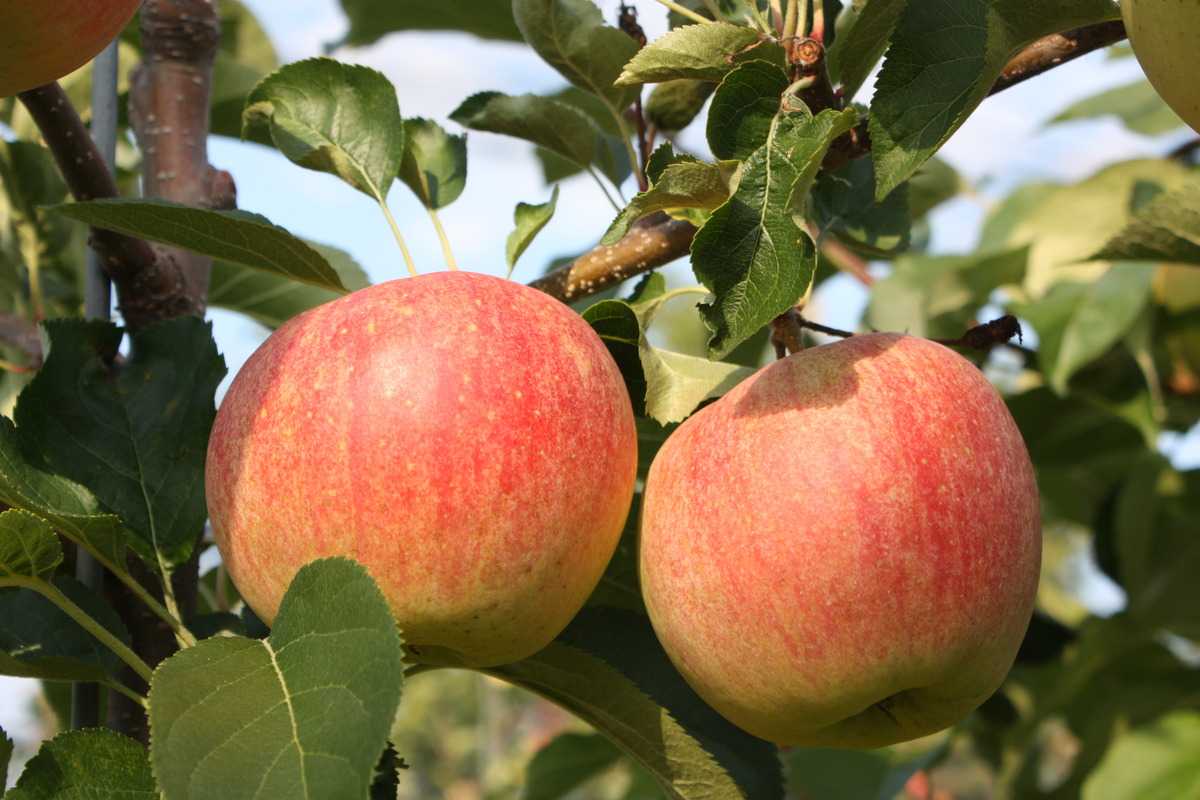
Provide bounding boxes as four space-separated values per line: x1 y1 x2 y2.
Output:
639 334 1041 748
206 272 638 667
0 1 142 97
1123 0 1200 133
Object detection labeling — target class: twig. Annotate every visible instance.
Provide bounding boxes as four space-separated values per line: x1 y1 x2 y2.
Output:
15 84 195 331
0 312 43 367
990 21 1127 95
529 213 696 302
532 22 1129 306
933 315 1024 351
619 4 651 192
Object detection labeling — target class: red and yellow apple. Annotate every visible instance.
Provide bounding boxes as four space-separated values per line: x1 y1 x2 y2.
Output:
1123 0 1200 133
639 334 1041 748
206 272 638 667
0 1 142 97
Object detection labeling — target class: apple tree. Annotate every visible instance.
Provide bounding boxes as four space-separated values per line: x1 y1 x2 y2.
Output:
0 0 1198 798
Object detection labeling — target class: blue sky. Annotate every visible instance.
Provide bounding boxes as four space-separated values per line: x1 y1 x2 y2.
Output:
2 0 1198 772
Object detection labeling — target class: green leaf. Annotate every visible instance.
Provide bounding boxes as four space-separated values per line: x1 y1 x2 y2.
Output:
813 155 911 257
585 491 645 613
53 199 348 293
617 22 766 86
14 318 226 567
828 0 905 99
1083 711 1200 799
1011 262 1156 394
524 732 623 800
983 159 1192 296
451 92 596 170
219 0 281 74
693 108 858 357
706 60 791 161
489 607 784 800
532 88 635 186
513 0 640 109
1093 180 1200 266
1052 79 1185 136
584 297 754 425
150 558 404 800
869 0 1121 199
209 241 371 329
338 0 521 45
786 742 942 800
507 187 560 274
0 417 127 570
602 160 732 246
6 729 157 800
399 118 468 210
244 58 405 202
906 157 961 219
645 80 716 132
0 576 130 683
641 347 753 424
867 247 1027 339
0 509 61 581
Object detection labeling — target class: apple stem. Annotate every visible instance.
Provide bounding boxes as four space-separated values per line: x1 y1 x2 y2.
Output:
771 310 1025 359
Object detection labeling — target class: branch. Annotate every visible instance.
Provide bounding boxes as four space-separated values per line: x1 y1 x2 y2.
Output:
0 312 43 366
532 21 1128 306
130 0 234 312
990 21 1127 95
528 213 696 302
15 84 200 331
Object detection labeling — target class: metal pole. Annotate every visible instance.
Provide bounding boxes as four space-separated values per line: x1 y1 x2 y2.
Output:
72 39 119 731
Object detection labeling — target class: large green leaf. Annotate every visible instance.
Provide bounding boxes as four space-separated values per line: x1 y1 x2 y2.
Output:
0 416 127 569
338 0 521 45
524 732 623 800
645 80 716 132
1082 711 1200 799
489 607 784 800
813 155 911 257
584 294 754 425
451 92 596 171
150 558 404 800
1011 263 1156 394
244 58 405 203
0 575 130 683
513 0 640 109
1093 180 1200 267
399 118 468 211
208 241 370 329
54 200 348 293
827 0 905 99
692 108 858 357
602 160 732 246
1051 79 1185 136
867 247 1027 339
0 508 61 580
705 60 791 161
616 22 765 86
6 730 157 800
983 159 1193 297
869 0 1121 199
14 318 226 567
507 187 560 274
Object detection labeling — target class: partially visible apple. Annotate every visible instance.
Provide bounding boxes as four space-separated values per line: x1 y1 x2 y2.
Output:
1123 0 1200 133
206 271 638 667
639 334 1041 748
0 1 142 97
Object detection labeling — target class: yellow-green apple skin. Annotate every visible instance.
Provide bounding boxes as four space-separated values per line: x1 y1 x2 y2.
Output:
639 334 1041 748
0 1 142 97
1123 0 1200 133
206 272 638 667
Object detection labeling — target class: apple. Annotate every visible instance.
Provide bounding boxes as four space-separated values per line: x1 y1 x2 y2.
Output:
1122 0 1200 133
639 333 1041 748
0 1 142 97
206 271 638 667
